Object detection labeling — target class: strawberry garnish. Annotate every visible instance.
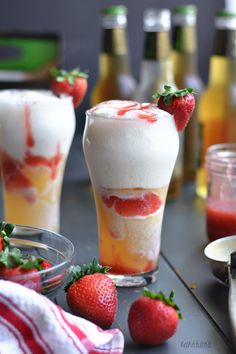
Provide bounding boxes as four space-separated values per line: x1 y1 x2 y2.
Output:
65 259 117 329
128 288 182 345
153 85 195 131
50 67 88 108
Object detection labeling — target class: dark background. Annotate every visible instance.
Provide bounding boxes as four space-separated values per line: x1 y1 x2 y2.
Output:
0 0 225 131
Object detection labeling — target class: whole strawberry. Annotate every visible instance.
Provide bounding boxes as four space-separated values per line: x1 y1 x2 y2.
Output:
128 288 182 346
51 67 88 108
65 259 117 329
153 85 195 131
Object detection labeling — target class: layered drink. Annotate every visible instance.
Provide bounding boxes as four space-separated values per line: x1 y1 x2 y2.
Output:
0 90 75 232
83 100 179 286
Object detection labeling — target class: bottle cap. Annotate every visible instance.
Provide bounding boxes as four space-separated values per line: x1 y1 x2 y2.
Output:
217 9 236 17
215 9 236 30
102 5 127 28
143 8 171 32
102 5 128 16
173 5 197 15
172 5 197 26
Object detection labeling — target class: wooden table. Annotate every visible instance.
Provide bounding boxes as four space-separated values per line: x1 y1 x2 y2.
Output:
54 138 235 353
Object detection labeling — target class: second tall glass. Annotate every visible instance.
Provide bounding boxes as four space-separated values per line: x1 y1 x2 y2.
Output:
0 90 75 232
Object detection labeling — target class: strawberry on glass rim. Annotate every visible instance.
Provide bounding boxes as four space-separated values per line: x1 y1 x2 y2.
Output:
50 67 88 108
153 85 195 131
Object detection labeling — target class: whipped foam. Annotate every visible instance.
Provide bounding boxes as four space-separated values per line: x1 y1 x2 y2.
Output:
0 90 76 161
83 100 179 188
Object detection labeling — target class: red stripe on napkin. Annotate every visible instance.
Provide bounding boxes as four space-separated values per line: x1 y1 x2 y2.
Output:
0 292 53 354
0 294 46 354
0 316 28 354
45 297 87 353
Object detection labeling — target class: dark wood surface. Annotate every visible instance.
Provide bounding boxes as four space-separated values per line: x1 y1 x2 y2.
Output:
56 143 235 354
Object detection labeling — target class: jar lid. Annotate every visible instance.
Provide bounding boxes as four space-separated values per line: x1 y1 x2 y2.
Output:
206 144 236 175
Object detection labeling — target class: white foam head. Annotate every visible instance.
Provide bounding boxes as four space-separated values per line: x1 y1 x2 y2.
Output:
0 90 75 160
83 100 179 189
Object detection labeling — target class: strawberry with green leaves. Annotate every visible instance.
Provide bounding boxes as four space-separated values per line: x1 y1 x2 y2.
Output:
51 67 88 108
0 247 44 291
153 85 195 131
0 222 55 291
0 222 14 251
65 259 118 329
128 288 182 346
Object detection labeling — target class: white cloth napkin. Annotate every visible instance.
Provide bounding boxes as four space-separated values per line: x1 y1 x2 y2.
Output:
0 280 124 354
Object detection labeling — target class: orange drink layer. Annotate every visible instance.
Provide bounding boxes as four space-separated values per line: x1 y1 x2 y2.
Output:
95 187 168 275
1 151 66 232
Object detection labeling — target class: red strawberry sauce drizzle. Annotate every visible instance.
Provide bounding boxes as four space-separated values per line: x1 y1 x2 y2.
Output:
102 191 163 217
90 101 158 123
0 104 63 201
117 103 157 122
24 105 35 148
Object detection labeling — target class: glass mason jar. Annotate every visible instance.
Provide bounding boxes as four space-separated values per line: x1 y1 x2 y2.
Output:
206 143 236 242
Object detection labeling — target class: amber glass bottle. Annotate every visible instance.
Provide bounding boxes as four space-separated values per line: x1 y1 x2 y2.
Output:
196 10 236 198
172 5 204 181
90 5 136 106
135 8 183 199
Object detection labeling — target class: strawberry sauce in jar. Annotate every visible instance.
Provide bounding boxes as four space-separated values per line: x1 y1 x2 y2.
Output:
206 144 236 242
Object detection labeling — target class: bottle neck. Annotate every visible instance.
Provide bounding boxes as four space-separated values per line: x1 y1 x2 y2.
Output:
172 25 198 74
99 27 130 76
102 27 127 55
213 29 236 57
208 29 236 85
143 32 171 60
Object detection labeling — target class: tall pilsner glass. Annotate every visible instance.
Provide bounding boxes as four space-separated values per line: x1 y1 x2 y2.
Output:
83 100 179 286
0 90 75 232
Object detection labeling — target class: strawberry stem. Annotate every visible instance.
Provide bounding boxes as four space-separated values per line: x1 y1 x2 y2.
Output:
64 259 110 292
142 287 183 320
153 85 194 105
50 67 89 84
0 247 44 270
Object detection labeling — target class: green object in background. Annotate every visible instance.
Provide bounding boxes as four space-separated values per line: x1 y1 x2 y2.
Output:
0 36 59 71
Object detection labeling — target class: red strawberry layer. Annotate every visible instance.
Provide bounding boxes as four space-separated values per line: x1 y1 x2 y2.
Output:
0 153 36 203
24 143 62 180
102 192 162 217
